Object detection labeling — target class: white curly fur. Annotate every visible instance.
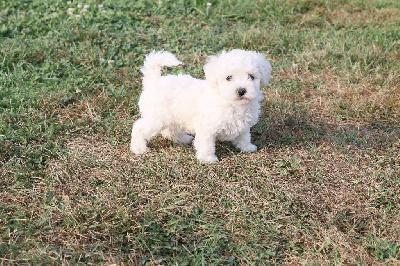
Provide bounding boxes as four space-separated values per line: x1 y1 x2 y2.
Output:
130 49 272 163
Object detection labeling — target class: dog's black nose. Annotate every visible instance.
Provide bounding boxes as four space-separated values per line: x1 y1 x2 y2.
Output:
237 88 247 97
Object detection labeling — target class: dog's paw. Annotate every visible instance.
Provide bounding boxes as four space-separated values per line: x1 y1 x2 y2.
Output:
197 154 219 163
240 143 257 152
130 139 148 154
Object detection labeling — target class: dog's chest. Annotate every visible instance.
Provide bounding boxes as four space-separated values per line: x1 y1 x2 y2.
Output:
216 105 258 140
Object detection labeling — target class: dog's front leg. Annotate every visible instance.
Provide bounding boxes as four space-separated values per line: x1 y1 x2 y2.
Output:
232 129 257 152
194 132 218 163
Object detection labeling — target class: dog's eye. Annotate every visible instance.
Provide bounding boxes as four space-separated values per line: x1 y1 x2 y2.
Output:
226 75 232 81
248 74 255 80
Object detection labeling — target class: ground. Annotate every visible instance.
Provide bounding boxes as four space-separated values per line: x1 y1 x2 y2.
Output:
0 0 399 264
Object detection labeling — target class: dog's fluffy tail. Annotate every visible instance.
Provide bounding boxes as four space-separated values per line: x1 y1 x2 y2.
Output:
141 51 182 83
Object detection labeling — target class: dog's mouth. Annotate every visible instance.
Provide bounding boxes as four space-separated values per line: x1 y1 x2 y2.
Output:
236 87 253 102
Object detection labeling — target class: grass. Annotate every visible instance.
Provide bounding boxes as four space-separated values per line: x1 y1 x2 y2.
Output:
1 0 399 264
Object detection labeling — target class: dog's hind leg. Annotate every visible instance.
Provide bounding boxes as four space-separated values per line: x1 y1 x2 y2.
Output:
161 127 193 144
130 117 163 154
232 129 257 152
175 132 194 144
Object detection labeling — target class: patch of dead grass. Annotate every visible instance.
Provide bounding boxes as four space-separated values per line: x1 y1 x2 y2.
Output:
271 68 400 126
297 3 400 27
35 130 399 263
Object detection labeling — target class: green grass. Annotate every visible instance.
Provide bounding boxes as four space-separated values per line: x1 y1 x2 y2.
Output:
1 0 400 264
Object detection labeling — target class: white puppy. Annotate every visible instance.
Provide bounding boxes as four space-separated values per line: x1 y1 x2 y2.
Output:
130 49 272 163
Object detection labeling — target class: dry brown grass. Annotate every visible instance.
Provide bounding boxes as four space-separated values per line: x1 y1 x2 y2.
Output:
37 108 399 263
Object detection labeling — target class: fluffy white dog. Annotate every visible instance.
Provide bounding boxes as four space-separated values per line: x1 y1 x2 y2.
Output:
130 49 272 162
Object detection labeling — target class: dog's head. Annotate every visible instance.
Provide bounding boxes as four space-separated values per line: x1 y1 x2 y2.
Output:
203 49 272 104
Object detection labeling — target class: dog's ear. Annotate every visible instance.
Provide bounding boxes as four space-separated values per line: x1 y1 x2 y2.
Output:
253 52 272 87
203 53 221 89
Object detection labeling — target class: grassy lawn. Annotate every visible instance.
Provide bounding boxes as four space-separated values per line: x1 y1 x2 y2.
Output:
1 0 399 264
